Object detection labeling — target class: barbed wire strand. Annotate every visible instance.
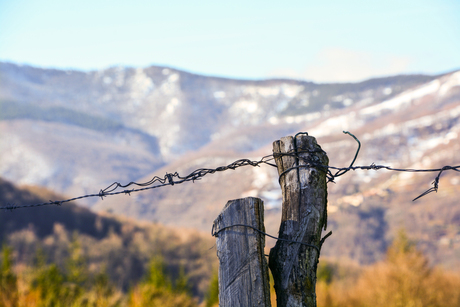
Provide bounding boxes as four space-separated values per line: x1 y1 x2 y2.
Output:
1 131 459 211
0 155 275 210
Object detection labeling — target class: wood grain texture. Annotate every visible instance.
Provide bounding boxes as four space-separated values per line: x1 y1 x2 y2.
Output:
213 197 271 307
269 134 329 307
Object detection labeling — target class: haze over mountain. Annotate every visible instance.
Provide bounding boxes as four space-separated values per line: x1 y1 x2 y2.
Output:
1 61 459 268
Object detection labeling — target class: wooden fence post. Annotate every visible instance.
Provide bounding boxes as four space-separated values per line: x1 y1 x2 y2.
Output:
213 197 271 307
269 133 329 307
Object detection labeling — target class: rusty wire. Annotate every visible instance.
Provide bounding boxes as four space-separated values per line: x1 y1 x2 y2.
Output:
1 131 459 211
276 131 460 201
0 155 276 210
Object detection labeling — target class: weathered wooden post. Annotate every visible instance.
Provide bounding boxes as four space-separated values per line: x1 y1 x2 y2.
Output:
269 133 329 307
213 197 271 307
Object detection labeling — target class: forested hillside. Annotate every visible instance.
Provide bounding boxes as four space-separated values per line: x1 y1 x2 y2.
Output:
0 177 217 306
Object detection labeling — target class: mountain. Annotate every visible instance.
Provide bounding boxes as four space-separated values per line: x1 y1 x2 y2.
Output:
0 62 437 204
1 61 459 268
0 62 437 161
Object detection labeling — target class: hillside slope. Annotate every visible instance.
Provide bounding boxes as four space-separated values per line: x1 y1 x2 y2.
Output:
0 177 216 296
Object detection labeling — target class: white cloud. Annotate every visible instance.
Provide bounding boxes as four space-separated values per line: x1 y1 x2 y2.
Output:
267 48 412 83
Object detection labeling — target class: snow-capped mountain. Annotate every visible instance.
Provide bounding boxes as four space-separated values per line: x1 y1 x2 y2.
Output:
1 62 459 267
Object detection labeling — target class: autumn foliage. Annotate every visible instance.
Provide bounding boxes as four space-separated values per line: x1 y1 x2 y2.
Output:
316 231 460 307
2 230 460 307
0 239 201 307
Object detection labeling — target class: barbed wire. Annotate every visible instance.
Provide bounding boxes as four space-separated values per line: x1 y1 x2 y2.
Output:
274 131 460 201
1 131 459 211
0 156 276 210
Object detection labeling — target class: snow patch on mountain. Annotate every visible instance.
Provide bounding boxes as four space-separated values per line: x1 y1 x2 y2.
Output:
439 71 460 96
360 79 440 116
0 131 55 186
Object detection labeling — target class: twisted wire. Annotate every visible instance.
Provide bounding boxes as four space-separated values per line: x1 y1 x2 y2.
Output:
0 155 276 210
1 131 458 211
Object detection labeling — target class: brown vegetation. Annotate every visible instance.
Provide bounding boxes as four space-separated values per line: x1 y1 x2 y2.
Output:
2 178 460 306
0 177 218 304
316 230 460 307
0 240 201 307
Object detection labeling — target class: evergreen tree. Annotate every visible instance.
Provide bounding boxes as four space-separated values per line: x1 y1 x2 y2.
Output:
144 255 171 290
0 244 18 307
31 235 88 307
34 264 65 307
174 266 191 295
205 271 219 307
128 255 196 307
66 232 88 286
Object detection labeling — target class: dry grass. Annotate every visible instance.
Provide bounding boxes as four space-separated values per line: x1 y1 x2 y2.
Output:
316 231 460 307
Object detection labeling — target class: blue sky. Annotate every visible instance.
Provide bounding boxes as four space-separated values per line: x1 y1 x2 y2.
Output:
0 0 459 82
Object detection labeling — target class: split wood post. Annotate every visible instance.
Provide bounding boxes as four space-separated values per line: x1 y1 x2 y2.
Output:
269 133 329 307
212 197 271 307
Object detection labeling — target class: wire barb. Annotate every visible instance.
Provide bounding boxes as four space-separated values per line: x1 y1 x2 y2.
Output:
328 131 361 181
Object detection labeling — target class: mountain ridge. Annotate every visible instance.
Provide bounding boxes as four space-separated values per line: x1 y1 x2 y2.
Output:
2 60 448 83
